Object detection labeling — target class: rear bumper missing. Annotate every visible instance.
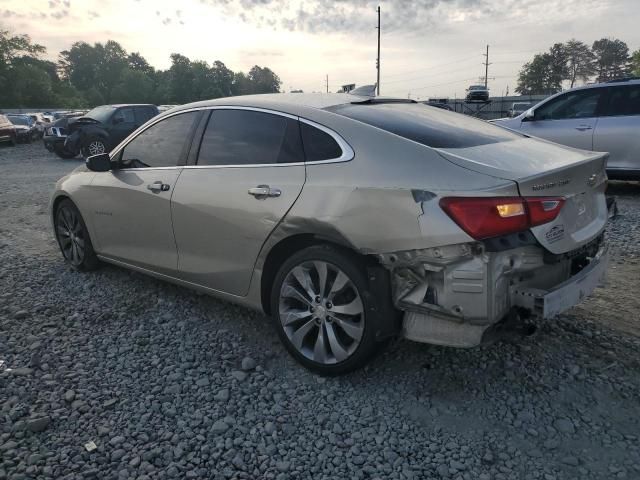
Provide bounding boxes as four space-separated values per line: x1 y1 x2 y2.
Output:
511 244 608 318
381 236 609 348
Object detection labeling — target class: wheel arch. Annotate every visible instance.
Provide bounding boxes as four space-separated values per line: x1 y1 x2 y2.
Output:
260 233 363 316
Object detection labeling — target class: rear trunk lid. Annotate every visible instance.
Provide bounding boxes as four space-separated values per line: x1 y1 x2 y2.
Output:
435 138 608 254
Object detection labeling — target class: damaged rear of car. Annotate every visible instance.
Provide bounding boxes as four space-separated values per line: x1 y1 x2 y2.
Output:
318 100 610 350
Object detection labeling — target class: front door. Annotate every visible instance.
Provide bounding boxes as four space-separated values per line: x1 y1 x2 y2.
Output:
109 107 137 148
171 108 306 296
593 84 640 172
89 111 201 274
520 88 605 151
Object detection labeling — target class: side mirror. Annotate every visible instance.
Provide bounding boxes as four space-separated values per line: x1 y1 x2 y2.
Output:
86 153 112 172
112 116 123 125
523 108 535 120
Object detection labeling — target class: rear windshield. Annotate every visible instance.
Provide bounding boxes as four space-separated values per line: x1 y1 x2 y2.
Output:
327 103 522 149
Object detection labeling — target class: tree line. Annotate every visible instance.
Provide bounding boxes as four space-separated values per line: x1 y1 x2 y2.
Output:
517 38 640 95
0 28 282 108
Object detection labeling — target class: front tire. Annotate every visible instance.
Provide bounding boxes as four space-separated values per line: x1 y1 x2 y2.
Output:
54 199 99 271
81 137 107 158
271 244 380 375
54 144 78 159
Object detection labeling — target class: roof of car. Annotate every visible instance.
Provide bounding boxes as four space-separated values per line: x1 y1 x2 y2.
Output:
103 104 157 108
167 93 410 117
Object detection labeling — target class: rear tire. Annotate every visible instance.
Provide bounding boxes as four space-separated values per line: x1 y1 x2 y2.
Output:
54 199 99 271
270 244 381 375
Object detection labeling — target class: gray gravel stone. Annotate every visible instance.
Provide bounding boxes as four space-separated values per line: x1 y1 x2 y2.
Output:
0 146 639 480
25 417 50 433
241 357 257 371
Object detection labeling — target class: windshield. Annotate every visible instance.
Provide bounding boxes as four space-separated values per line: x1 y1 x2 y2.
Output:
84 105 116 123
327 102 522 149
469 86 485 91
8 116 29 126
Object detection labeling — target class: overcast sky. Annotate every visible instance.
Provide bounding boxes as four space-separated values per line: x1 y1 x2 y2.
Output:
2 0 639 99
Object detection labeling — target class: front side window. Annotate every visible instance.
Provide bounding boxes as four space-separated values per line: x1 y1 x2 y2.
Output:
603 85 640 117
119 112 199 168
112 108 135 125
197 109 303 166
534 89 603 120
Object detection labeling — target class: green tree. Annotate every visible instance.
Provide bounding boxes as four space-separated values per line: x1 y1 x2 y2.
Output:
632 49 640 77
127 52 154 75
516 53 562 95
210 60 235 97
592 38 630 82
247 65 281 93
167 53 195 103
111 69 154 103
0 28 48 106
565 39 596 87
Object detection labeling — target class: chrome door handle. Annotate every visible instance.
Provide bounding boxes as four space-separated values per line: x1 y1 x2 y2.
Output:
147 181 170 192
248 185 281 199
575 125 593 131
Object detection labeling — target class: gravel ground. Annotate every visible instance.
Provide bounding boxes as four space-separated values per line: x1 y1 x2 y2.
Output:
1 142 640 480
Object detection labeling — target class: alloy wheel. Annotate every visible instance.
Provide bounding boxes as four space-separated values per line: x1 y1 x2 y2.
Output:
87 141 105 156
279 260 365 365
55 206 86 266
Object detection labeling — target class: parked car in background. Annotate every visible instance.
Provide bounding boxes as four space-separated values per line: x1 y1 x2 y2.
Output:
51 93 610 374
7 114 40 143
466 85 490 102
508 102 532 117
0 114 17 146
422 101 454 111
27 113 49 137
44 104 159 159
492 78 640 180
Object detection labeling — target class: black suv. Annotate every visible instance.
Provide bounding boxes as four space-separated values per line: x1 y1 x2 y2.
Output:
43 104 159 159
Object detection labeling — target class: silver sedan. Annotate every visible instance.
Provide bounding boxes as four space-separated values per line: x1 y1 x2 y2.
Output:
51 93 610 374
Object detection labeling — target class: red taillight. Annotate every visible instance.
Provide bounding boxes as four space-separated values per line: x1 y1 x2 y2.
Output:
440 196 565 240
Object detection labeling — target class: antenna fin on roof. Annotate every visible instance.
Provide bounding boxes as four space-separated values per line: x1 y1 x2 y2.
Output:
349 84 377 97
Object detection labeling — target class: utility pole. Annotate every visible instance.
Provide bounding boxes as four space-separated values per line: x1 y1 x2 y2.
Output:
482 44 491 88
326 74 329 93
376 5 380 96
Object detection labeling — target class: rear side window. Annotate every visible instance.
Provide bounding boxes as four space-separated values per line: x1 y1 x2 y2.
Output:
135 107 157 124
119 112 199 168
300 123 343 161
534 89 603 120
327 103 521 149
197 109 304 165
603 85 640 117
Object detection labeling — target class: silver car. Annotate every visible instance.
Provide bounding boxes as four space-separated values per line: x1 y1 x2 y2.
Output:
51 94 610 374
493 78 640 180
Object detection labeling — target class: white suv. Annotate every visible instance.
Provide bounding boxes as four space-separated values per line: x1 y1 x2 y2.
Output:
493 78 640 180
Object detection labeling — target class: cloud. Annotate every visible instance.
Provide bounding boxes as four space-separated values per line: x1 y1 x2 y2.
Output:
198 0 610 35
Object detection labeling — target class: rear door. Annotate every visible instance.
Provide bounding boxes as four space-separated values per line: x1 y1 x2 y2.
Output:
593 84 640 174
171 108 306 296
89 111 201 274
520 88 605 151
